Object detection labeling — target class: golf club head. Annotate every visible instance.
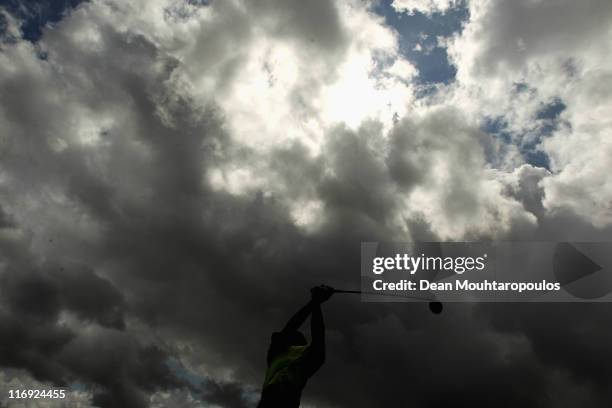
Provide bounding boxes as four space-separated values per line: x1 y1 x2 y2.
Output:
429 301 443 314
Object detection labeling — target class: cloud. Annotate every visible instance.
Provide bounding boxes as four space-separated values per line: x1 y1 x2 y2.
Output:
392 0 459 16
1 0 612 407
446 0 612 226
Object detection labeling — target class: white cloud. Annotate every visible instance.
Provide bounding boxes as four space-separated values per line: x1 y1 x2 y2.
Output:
392 0 459 15
445 0 612 226
390 107 537 239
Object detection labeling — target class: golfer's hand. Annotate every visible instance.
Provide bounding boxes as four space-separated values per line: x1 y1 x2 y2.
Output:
311 285 334 304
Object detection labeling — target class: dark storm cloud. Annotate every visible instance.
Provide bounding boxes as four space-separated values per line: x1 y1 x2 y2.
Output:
318 122 397 223
0 205 12 229
50 263 126 329
0 5 220 406
203 380 252 408
60 328 183 408
0 249 181 406
1 1 612 408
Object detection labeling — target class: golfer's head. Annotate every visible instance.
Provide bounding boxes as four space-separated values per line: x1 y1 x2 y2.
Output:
286 330 307 346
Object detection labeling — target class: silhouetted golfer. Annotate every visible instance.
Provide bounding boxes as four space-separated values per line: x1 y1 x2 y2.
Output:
258 285 334 408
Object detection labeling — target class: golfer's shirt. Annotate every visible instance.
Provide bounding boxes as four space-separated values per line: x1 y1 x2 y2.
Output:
258 333 313 408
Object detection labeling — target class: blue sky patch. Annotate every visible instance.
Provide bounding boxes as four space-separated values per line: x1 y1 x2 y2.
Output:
373 0 469 85
0 0 86 42
482 114 554 170
536 97 566 121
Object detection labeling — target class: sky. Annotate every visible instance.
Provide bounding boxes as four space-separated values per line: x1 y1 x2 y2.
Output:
1 0 612 407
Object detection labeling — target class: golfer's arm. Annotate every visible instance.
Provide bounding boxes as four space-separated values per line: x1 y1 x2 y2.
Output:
281 300 313 333
310 302 325 362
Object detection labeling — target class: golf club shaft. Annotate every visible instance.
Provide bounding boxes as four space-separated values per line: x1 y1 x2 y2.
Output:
333 289 434 301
